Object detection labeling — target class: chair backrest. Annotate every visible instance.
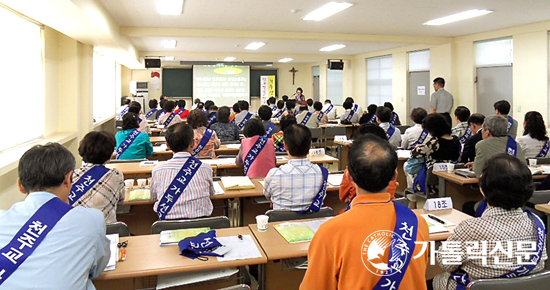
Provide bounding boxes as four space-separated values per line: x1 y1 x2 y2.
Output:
535 157 550 164
397 125 410 132
106 222 130 237
151 216 231 234
310 127 323 139
325 126 347 137
109 158 147 164
275 151 287 156
265 207 334 223
468 270 550 290
218 285 251 290
115 120 123 127
528 190 550 205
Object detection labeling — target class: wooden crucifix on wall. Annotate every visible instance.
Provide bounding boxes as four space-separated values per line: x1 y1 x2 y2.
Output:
289 67 298 85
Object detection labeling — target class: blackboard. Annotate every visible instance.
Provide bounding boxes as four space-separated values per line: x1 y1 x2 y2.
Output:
162 68 193 98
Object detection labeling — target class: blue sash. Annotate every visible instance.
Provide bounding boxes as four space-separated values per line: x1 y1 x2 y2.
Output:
409 130 429 149
372 202 418 290
116 129 141 159
271 105 277 112
390 112 398 125
69 166 110 205
164 113 176 126
264 123 275 137
413 164 428 194
452 210 545 290
507 116 514 133
459 127 472 145
192 129 213 156
237 112 253 130
243 136 268 176
146 108 158 119
177 109 187 117
157 156 202 220
506 136 518 157
386 124 396 140
119 106 129 119
317 112 324 122
231 117 236 124
139 117 143 123
345 104 358 122
323 104 333 115
202 109 208 114
273 110 283 119
537 140 550 158
369 114 377 123
298 166 329 213
0 197 72 285
301 112 313 125
157 110 166 120
207 113 217 127
275 142 286 152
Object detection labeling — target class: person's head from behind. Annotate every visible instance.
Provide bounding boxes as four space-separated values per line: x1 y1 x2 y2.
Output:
79 131 116 165
383 102 394 112
482 115 508 139
128 106 140 115
355 123 388 140
164 100 176 112
149 99 158 110
194 98 201 105
122 112 140 130
307 98 313 107
123 99 131 105
286 99 296 110
243 118 265 138
232 102 241 114
159 99 167 111
300 105 308 112
479 154 534 210
433 77 445 90
494 100 511 115
348 134 398 193
523 111 547 140
422 113 451 138
283 124 311 157
187 109 208 129
282 95 289 102
177 100 186 110
345 97 354 104
204 100 214 111
130 101 142 112
197 102 204 110
313 101 323 112
239 100 249 111
268 97 276 105
209 105 218 112
217 106 231 123
454 106 471 123
343 100 353 110
280 115 297 131
367 104 377 115
18 143 76 199
375 106 392 123
411 107 427 124
276 100 285 110
325 99 332 105
165 123 195 153
258 105 272 121
468 113 485 132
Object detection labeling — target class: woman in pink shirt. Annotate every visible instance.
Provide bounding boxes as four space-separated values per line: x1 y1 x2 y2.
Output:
236 118 276 178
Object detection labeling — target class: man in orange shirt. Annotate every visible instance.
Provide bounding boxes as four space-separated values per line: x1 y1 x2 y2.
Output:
301 134 429 290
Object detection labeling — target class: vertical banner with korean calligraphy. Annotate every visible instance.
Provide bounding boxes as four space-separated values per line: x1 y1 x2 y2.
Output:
268 75 275 100
260 75 269 105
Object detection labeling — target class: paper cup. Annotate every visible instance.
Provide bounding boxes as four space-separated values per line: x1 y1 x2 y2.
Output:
137 179 147 189
124 179 134 191
447 163 455 172
147 177 152 185
529 159 537 167
256 215 269 232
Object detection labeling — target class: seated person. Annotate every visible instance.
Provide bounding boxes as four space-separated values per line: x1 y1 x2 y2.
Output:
234 100 254 130
517 111 550 158
306 98 314 112
301 134 429 290
401 107 428 149
146 99 159 120
115 112 153 160
433 154 547 290
128 105 149 133
345 97 363 115
313 101 329 124
340 123 398 213
151 123 214 220
0 143 109 288
156 99 167 120
340 99 361 124
229 102 240 123
175 99 189 119
236 118 276 178
206 105 218 127
72 131 125 223
204 100 215 113
264 124 327 211
376 106 402 149
272 100 285 119
494 99 518 138
116 98 131 120
158 100 183 127
451 106 471 139
384 101 401 125
460 113 485 163
258 105 280 137
322 99 337 120
359 104 378 124
272 115 296 152
296 104 320 128
267 96 277 111
469 115 526 178
191 98 201 110
282 99 297 116
210 106 240 142
187 109 221 158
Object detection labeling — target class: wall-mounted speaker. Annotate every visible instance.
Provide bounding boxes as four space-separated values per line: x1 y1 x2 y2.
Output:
328 60 344 70
145 58 161 68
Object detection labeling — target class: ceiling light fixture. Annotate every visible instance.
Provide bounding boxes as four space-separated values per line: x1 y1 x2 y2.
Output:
303 2 353 21
224 57 236 61
245 42 265 50
423 9 493 26
278 58 293 63
319 44 346 52
164 56 175 60
156 0 184 15
161 40 177 48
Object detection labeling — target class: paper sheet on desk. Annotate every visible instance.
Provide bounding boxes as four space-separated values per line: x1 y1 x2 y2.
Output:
156 268 239 289
104 234 118 271
421 214 453 234
213 182 225 195
327 174 343 186
276 156 287 161
201 158 236 165
225 144 241 149
153 144 168 153
216 235 263 262
396 150 411 159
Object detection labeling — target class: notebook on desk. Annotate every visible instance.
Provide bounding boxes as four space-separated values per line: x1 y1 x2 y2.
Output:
454 168 476 178
221 176 255 190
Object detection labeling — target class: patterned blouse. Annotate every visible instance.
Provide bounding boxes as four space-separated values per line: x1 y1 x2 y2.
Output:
210 122 240 142
193 127 221 158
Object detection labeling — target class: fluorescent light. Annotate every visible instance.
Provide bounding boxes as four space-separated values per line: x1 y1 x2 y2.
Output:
245 42 265 50
161 40 177 48
319 44 346 52
224 57 236 61
164 56 175 61
423 9 493 25
303 2 353 21
156 0 184 15
278 58 293 63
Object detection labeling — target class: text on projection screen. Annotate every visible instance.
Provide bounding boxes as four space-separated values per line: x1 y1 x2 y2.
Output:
193 65 250 107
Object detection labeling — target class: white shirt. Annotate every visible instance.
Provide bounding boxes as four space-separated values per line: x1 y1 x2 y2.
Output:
322 104 337 120
401 123 429 149
517 134 550 158
340 109 360 123
379 122 402 150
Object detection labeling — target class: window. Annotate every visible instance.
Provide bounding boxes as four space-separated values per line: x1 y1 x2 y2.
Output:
93 52 117 121
0 6 44 153
409 50 430 71
367 55 393 105
475 38 513 67
327 68 343 104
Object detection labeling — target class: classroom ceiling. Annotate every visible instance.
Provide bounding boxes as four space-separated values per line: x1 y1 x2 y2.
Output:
96 0 550 63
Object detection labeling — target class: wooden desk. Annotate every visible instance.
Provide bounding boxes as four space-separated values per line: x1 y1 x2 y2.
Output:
149 136 165 143
534 203 550 269
148 145 241 161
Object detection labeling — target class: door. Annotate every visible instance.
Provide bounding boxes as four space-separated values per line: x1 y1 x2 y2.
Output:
408 71 431 118
313 75 320 102
476 66 513 117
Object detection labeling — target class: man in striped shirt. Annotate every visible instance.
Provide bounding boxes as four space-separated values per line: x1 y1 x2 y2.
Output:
151 123 214 220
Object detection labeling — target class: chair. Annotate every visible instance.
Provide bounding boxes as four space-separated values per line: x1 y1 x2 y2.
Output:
310 127 323 148
109 158 147 164
467 270 550 289
106 221 130 237
151 216 231 234
115 120 123 128
324 126 347 147
397 125 410 132
218 285 250 290
525 190 550 223
265 206 335 223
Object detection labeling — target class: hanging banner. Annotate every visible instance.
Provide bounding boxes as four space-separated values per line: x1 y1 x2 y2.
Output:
268 75 275 99
260 75 269 105
151 71 160 91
